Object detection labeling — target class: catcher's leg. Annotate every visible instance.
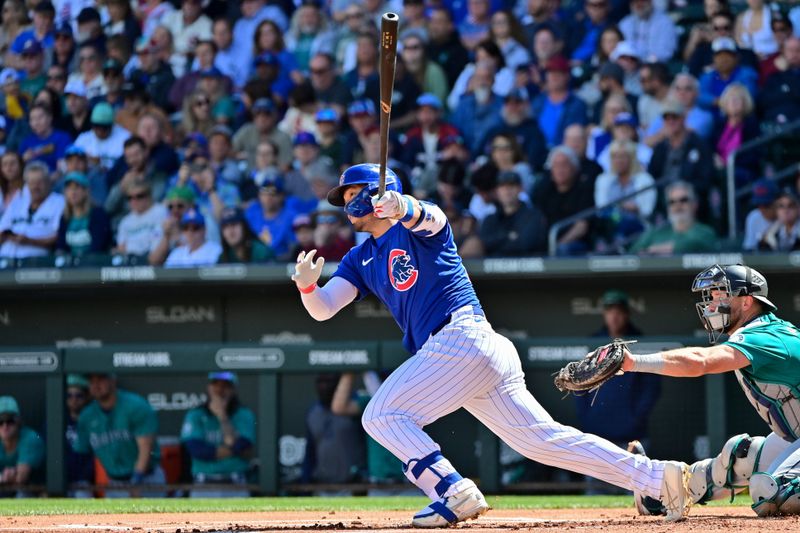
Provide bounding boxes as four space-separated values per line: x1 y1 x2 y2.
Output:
750 435 800 517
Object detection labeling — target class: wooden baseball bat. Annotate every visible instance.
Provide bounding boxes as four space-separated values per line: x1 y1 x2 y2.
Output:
378 12 399 197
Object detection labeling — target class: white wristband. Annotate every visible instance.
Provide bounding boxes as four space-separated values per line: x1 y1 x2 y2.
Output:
629 352 665 374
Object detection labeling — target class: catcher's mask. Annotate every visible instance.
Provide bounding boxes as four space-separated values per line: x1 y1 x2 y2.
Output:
692 264 776 344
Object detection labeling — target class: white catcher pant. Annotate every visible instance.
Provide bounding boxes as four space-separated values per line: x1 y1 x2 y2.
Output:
362 306 665 499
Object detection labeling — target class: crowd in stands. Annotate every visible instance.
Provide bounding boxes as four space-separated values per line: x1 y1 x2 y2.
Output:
2 0 800 266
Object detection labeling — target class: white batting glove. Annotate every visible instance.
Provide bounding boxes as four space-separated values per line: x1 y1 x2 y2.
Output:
371 191 406 219
291 249 324 291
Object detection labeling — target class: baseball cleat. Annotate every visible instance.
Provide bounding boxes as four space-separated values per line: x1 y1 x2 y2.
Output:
627 441 667 516
659 460 692 522
411 484 489 528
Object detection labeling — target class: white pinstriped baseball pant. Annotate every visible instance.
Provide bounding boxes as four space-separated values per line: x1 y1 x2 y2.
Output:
362 306 666 499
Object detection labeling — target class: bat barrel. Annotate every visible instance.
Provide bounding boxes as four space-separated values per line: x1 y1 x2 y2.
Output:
378 12 399 197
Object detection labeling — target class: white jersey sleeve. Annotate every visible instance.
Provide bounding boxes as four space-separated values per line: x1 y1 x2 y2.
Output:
301 276 358 321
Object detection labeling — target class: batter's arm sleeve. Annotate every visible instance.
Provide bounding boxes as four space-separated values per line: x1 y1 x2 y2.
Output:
405 200 448 238
301 276 359 321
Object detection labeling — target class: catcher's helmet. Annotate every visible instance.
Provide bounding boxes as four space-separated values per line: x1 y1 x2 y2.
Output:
327 164 402 217
691 264 776 343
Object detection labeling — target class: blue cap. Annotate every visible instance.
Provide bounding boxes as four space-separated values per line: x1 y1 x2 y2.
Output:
220 207 245 226
254 52 279 67
65 144 87 158
183 132 208 148
0 396 19 416
751 178 778 206
64 171 90 187
252 98 275 114
66 374 89 389
347 99 376 116
21 38 43 56
208 371 238 384
416 93 442 110
613 112 637 127
199 66 223 78
315 108 338 122
180 208 205 227
55 23 73 37
293 131 318 146
505 88 530 102
259 176 285 194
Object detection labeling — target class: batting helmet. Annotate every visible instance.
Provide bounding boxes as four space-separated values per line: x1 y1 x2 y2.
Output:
327 163 402 217
692 264 776 343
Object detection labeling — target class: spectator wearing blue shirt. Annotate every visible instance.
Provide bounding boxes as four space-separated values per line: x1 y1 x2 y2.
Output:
531 56 588 148
458 0 493 51
451 61 504 155
698 37 758 119
20 104 71 172
569 0 612 64
244 177 297 259
9 1 55 64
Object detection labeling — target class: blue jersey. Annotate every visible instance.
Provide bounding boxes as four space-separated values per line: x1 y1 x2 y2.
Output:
333 203 481 354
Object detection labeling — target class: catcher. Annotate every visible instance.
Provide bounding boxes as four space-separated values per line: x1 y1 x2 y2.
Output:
558 264 800 517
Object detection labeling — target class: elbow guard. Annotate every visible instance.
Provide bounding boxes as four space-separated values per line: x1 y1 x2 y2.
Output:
410 201 447 237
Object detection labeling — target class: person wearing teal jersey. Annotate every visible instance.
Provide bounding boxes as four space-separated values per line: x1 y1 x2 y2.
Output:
180 371 255 497
615 264 800 517
0 396 44 497
74 373 165 497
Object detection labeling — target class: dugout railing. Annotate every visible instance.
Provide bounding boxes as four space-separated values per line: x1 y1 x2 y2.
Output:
0 337 736 496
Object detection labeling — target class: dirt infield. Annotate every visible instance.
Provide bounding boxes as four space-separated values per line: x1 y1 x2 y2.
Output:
3 506 798 533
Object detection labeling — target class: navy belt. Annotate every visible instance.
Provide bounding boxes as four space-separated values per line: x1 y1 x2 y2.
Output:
430 308 485 338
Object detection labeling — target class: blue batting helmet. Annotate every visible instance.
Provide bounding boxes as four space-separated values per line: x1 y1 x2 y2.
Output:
327 163 402 217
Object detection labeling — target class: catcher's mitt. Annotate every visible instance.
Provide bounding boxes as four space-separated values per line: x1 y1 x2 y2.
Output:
553 339 636 393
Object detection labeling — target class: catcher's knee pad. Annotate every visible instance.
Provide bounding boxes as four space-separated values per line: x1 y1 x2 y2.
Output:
689 434 766 504
751 474 800 517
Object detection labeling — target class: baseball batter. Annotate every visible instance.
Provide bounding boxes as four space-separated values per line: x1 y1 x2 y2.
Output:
292 164 690 527
621 264 800 517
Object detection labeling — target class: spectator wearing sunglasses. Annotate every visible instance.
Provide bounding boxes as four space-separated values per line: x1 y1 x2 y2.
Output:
64 375 94 498
148 185 195 266
115 179 167 259
164 207 222 267
0 396 44 496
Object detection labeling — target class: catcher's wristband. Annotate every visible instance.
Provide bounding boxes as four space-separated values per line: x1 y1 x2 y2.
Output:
297 283 317 294
629 352 665 374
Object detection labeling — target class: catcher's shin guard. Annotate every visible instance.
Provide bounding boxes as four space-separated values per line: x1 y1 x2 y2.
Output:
751 474 800 517
688 434 765 505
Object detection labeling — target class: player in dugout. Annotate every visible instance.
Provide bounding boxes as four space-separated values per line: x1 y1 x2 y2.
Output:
292 163 693 527
614 264 800 518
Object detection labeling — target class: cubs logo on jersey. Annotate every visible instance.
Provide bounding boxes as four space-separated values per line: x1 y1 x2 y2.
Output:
388 248 418 291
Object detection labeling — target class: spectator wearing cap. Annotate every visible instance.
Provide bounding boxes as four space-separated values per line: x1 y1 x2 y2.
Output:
104 0 141 45
644 73 714 146
233 98 293 170
9 1 55 68
55 170 112 256
610 40 643 97
197 67 237 127
595 111 651 173
59 144 106 205
232 0 288 75
618 0 676 62
285 131 336 202
759 37 800 123
18 38 47 99
568 0 612 65
575 289 659 495
427 7 470 90
103 58 126 108
63 79 91 138
314 108 346 170
636 62 670 132
64 374 94 497
400 93 460 174
129 36 176 112
743 178 778 251
450 61 503 155
531 55 587 148
219 207 273 263
479 87 548 172
181 371 256 497
713 83 761 186
758 189 800 252
687 10 759 77
0 68 27 127
0 396 44 495
169 39 233 111
480 169 548 256
66 43 107 101
165 207 222 266
74 373 165 497
115 178 167 258
698 36 758 117
342 31 379 103
647 100 715 213
288 212 314 256
340 99 377 166
586 62 638 128
148 185 194 265
533 145 595 255
20 104 71 171
313 199 354 261
75 7 106 52
249 51 293 107
106 136 168 225
448 40 513 112
0 161 65 259
161 0 212 77
74 102 132 171
244 176 297 257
